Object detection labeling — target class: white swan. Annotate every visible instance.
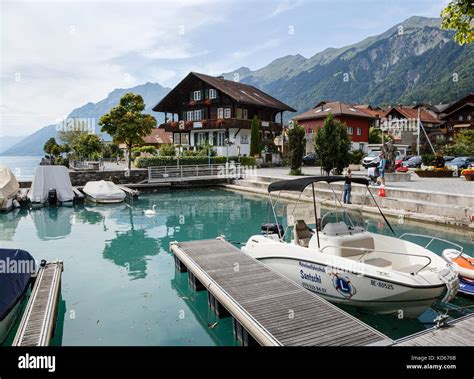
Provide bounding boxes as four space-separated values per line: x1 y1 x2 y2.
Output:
144 204 157 216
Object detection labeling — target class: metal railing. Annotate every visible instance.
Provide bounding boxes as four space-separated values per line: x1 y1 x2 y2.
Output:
148 163 243 183
320 245 433 275
398 233 464 253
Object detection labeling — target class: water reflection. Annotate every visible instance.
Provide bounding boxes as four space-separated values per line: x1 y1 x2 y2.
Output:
102 207 159 280
31 206 74 240
0 208 28 241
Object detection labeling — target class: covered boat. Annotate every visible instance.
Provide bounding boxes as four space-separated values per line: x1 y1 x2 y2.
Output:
0 165 19 212
28 166 75 205
0 249 36 343
83 180 125 203
242 176 459 319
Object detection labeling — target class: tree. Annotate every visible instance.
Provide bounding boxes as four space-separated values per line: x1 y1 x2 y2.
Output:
447 129 474 156
441 0 474 45
159 143 177 157
99 93 157 171
72 134 102 160
58 129 90 147
314 113 352 175
250 116 261 157
43 137 59 157
369 127 382 144
286 122 306 175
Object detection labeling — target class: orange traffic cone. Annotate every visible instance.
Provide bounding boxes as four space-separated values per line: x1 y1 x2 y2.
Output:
378 185 386 197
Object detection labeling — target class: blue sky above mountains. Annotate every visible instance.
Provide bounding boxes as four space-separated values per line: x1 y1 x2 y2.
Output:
1 0 447 136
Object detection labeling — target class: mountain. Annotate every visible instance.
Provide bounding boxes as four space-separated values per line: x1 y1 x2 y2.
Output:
1 82 170 156
222 16 474 119
0 135 27 154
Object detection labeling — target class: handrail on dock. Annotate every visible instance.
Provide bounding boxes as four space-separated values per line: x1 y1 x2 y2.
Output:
12 260 64 347
148 163 242 183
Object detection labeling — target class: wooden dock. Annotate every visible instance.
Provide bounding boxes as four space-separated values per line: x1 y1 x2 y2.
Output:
394 313 474 346
170 238 392 346
12 261 63 346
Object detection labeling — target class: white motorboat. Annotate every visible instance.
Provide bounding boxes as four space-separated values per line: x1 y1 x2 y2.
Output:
28 166 75 206
83 180 126 203
242 176 459 319
442 249 474 280
0 249 36 343
0 165 19 213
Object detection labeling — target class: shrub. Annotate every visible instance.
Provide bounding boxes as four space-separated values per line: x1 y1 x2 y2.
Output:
421 154 436 166
135 155 255 168
350 150 365 165
159 144 177 156
140 145 158 154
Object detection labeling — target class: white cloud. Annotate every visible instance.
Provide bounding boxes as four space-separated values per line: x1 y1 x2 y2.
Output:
267 0 304 18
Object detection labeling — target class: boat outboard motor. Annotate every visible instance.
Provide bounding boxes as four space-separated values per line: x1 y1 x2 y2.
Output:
48 188 58 205
261 223 284 237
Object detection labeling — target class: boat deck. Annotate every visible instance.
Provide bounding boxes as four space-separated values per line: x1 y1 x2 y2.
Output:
170 238 392 346
12 261 63 346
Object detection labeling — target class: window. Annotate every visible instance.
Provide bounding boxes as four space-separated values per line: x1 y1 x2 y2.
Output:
181 134 189 145
209 89 217 99
241 134 249 144
236 108 243 119
468 115 472 121
458 115 464 121
173 134 180 145
243 109 248 119
309 128 314 134
197 132 207 146
217 131 225 146
224 108 231 119
357 127 362 136
194 109 202 121
217 108 224 119
186 111 193 121
193 91 202 101
347 127 353 135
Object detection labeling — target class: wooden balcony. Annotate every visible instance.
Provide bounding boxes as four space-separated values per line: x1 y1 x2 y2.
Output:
160 118 283 133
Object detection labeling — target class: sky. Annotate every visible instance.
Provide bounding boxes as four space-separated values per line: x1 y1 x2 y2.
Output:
1 0 448 136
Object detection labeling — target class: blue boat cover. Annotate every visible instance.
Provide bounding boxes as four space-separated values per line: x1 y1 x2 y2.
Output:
0 249 36 321
459 277 474 296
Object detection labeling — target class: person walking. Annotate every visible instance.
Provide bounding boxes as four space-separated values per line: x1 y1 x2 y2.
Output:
343 168 352 204
378 153 387 186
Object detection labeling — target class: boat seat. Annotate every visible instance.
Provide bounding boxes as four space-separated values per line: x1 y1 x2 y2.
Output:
397 264 426 274
364 257 392 269
294 220 313 247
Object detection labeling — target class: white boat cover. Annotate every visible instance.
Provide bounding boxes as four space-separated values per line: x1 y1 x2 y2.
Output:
0 165 19 207
28 166 75 203
83 180 126 201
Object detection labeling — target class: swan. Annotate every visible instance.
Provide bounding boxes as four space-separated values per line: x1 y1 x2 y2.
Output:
144 205 157 216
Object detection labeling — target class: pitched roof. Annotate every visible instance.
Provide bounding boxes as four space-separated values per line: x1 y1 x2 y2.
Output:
385 106 441 124
441 102 474 118
143 128 171 145
439 93 474 115
152 72 296 112
292 101 375 121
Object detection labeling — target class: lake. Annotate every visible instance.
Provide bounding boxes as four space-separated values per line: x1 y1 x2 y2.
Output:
0 156 42 180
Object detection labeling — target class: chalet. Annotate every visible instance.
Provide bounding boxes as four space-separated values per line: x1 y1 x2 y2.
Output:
439 93 474 142
383 106 443 147
292 101 375 153
152 72 296 156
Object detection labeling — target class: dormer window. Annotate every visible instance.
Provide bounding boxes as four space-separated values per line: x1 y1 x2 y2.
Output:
193 90 202 101
209 89 217 99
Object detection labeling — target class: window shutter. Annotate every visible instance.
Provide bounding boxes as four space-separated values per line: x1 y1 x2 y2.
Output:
205 89 209 99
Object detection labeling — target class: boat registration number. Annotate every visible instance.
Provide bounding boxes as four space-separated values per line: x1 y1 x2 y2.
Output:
370 279 394 290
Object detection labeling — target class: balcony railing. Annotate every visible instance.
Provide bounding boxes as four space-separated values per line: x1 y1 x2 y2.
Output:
161 118 282 132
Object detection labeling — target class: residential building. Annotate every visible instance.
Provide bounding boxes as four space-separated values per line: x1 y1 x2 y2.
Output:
439 93 474 142
292 101 375 153
152 72 295 156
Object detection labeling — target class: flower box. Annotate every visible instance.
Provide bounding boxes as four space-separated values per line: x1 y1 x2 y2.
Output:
415 169 461 178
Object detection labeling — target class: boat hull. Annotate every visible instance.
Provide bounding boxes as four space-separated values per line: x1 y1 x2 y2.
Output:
257 256 445 318
0 295 23 344
85 195 124 204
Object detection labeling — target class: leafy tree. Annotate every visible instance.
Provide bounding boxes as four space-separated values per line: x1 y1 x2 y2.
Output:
286 122 306 175
441 0 474 45
72 134 102 160
159 143 177 156
314 113 352 175
43 137 59 157
447 129 474 156
99 93 157 171
250 116 261 156
369 127 382 144
140 146 158 155
101 142 121 159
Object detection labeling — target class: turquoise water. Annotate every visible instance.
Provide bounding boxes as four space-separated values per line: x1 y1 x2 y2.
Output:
0 188 473 345
0 156 42 180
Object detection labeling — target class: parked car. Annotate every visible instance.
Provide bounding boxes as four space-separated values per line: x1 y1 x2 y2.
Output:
443 156 455 163
395 155 411 170
403 155 422 168
302 153 317 166
362 151 381 168
446 157 474 170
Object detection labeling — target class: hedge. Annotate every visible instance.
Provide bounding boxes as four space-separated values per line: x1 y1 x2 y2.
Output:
135 155 256 168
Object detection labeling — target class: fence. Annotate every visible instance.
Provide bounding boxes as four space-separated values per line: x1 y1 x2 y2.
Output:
148 163 243 183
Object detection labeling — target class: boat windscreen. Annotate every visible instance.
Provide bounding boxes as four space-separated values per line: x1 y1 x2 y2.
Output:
320 209 366 232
